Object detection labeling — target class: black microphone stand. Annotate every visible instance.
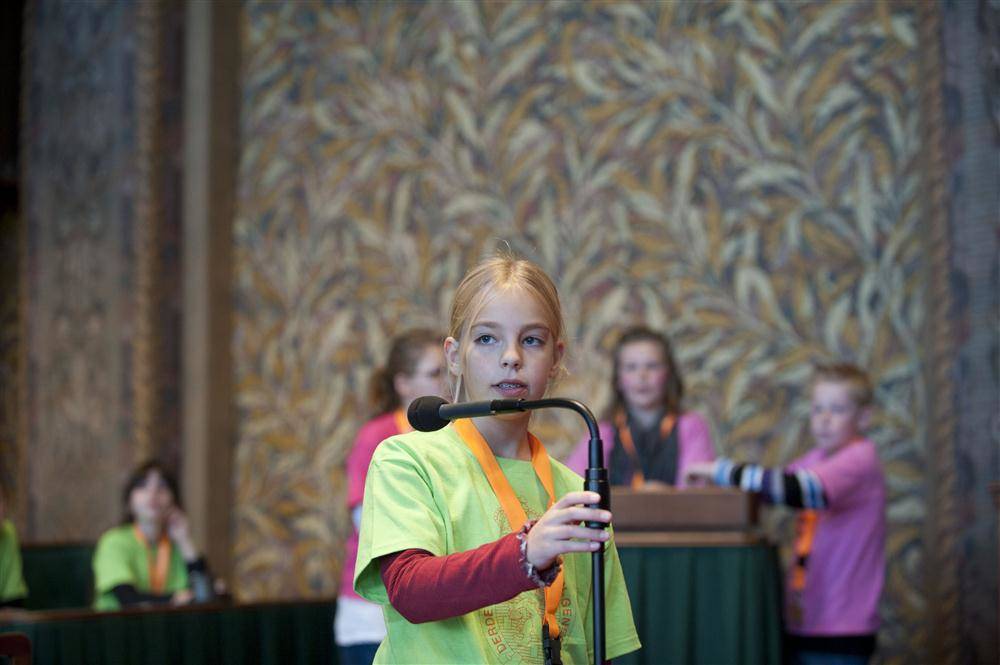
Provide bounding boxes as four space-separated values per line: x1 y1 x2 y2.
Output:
514 398 608 665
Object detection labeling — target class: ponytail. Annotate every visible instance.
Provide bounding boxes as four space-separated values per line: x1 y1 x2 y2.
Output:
368 366 399 417
368 328 443 417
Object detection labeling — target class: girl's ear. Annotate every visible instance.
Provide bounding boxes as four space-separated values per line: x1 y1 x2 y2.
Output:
549 339 565 378
393 372 410 402
444 337 462 376
856 406 873 431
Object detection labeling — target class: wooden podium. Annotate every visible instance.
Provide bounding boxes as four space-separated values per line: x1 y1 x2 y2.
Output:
611 486 760 547
613 488 782 663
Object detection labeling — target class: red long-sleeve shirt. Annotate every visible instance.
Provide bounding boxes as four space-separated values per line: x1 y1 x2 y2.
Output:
379 532 535 623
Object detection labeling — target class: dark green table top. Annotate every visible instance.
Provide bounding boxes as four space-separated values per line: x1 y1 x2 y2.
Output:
0 598 335 665
7 541 781 664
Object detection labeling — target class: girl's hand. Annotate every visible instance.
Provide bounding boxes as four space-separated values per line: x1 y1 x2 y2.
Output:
684 462 717 484
171 588 195 606
167 508 198 560
525 491 611 571
637 479 671 492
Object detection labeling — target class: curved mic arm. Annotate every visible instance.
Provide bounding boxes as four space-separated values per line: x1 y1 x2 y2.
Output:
516 398 602 462
506 397 607 505
516 398 607 664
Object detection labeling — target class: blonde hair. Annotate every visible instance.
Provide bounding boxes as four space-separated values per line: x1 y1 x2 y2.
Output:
448 252 565 401
812 362 874 408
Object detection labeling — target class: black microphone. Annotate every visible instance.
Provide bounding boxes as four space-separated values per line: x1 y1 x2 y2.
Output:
407 395 527 432
407 395 610 517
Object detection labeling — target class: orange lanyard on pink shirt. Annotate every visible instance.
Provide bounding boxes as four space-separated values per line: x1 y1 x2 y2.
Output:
614 410 676 488
393 409 413 435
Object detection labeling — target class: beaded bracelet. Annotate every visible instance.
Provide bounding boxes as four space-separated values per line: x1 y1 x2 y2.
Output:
516 520 561 588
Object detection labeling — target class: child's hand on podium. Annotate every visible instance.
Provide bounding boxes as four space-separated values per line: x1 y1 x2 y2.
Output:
684 461 716 484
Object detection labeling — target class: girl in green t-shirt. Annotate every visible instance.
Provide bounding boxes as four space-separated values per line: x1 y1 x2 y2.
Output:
354 252 640 664
92 461 216 610
0 485 27 607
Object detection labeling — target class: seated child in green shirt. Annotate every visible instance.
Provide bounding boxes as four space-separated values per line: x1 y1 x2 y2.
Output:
0 485 27 608
92 460 216 610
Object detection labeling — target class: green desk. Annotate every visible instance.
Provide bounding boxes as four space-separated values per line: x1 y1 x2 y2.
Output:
616 541 783 665
0 599 335 665
11 540 780 663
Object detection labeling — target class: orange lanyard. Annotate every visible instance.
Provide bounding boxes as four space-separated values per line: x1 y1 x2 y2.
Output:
791 510 818 591
454 418 565 638
614 410 677 489
393 408 413 435
791 438 862 591
132 524 171 593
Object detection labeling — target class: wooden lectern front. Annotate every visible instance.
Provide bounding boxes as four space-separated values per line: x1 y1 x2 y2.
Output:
611 486 760 547
612 488 783 662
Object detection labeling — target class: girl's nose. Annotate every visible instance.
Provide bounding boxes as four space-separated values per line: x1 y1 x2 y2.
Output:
500 346 522 369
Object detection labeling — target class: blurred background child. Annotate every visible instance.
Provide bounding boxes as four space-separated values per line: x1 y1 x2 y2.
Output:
686 363 885 664
92 460 216 610
0 483 27 608
566 326 715 488
336 328 447 665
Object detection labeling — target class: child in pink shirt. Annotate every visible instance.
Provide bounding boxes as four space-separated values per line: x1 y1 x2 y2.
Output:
687 363 885 664
337 329 446 665
565 326 715 488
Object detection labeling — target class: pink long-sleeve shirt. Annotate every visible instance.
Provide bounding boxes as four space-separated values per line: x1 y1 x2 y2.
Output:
340 411 404 600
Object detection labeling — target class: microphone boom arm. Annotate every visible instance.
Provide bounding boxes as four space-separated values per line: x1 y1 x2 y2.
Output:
469 397 608 665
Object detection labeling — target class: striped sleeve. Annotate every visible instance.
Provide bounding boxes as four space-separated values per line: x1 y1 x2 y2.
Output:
713 457 827 509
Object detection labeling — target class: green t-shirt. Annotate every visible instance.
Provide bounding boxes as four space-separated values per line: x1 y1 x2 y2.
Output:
92 524 189 611
355 424 641 664
0 519 27 602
